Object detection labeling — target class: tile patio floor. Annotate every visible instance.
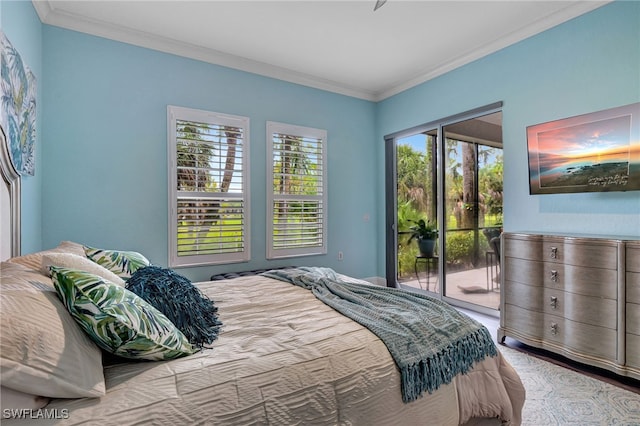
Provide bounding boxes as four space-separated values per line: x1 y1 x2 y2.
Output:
398 265 501 310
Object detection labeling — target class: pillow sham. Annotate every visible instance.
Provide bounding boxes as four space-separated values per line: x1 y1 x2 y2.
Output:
84 246 150 279
0 262 106 398
41 253 126 287
6 241 85 271
51 267 197 361
127 266 222 348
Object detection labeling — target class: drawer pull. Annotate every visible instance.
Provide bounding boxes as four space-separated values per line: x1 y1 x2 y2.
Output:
550 247 558 259
550 296 558 309
550 270 559 282
550 322 559 335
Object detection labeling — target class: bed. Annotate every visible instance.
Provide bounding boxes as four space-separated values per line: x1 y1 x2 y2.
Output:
0 125 525 425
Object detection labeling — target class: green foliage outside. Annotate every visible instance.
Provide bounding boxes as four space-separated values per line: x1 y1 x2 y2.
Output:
176 128 322 255
396 136 503 278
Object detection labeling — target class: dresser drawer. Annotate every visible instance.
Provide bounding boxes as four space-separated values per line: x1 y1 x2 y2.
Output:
503 304 617 360
627 243 640 273
542 238 618 269
503 233 618 269
503 234 543 260
503 257 617 298
505 282 617 329
502 303 544 339
627 333 640 369
627 302 640 335
503 258 543 285
542 313 617 360
543 288 617 329
628 271 640 304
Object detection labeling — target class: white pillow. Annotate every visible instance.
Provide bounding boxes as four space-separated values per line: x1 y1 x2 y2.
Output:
0 387 49 411
0 262 106 398
41 253 126 287
6 241 86 271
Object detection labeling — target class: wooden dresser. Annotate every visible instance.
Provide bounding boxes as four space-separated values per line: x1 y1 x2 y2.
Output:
498 232 640 380
626 240 640 373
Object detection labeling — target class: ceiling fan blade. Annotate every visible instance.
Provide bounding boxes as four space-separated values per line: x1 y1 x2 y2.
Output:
374 0 387 11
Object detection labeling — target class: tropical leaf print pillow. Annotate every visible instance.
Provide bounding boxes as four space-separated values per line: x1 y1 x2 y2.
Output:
51 267 197 361
84 246 150 279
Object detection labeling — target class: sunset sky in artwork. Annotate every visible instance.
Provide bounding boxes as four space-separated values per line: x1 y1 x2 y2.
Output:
534 115 631 161
528 103 640 193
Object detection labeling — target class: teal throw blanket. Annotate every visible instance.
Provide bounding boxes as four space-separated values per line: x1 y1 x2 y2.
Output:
262 267 497 403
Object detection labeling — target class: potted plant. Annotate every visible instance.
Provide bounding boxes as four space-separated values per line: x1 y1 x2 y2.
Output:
407 219 438 257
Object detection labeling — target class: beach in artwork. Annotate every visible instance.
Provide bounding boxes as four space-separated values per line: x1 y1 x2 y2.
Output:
529 114 635 190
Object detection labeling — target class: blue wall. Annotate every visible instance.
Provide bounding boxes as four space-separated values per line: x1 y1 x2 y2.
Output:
1 0 43 255
376 1 640 273
3 1 639 281
39 26 378 282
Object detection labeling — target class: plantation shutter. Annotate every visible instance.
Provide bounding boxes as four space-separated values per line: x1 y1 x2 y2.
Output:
168 106 250 267
267 122 327 259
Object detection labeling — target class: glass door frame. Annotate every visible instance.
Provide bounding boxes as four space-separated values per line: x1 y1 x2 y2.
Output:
385 102 502 316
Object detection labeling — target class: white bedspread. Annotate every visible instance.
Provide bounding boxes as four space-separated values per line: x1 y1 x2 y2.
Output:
6 274 524 425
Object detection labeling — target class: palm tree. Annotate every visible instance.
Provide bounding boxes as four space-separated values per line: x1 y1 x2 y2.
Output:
220 127 238 193
396 143 432 213
460 142 476 229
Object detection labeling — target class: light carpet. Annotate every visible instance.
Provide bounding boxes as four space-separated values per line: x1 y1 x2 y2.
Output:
498 346 640 425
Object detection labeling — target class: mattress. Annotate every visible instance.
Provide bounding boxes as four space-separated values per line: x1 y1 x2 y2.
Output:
4 273 524 425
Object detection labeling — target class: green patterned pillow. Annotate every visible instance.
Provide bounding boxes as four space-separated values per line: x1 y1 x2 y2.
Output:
51 267 197 361
84 246 150 279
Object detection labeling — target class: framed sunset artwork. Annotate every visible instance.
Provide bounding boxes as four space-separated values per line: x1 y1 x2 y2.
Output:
527 102 640 195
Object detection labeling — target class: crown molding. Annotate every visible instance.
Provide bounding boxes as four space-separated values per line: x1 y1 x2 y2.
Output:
32 0 611 103
32 0 378 101
376 1 611 101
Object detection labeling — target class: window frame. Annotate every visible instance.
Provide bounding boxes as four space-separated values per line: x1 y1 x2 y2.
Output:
266 121 327 259
167 105 250 267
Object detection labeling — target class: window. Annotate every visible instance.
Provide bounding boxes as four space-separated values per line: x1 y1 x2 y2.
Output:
168 106 250 267
266 122 327 259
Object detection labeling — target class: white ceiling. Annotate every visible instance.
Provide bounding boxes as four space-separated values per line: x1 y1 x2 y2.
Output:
32 0 609 101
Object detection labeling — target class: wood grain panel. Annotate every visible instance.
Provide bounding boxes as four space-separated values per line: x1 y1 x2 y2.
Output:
505 282 616 329
503 281 543 311
627 333 640 369
503 257 543 286
503 304 617 360
627 243 640 272
542 238 618 269
502 304 543 339
627 271 640 304
504 256 617 298
542 287 617 329
502 234 543 261
627 303 640 335
542 312 617 360
541 262 617 298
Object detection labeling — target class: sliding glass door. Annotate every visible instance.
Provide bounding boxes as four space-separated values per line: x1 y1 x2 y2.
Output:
394 130 438 292
442 116 503 310
385 104 503 314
